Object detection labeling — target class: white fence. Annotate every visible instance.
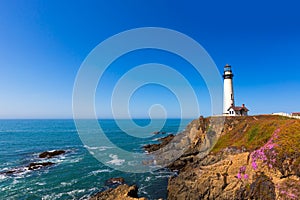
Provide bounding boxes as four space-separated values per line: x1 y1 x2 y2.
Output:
272 112 300 119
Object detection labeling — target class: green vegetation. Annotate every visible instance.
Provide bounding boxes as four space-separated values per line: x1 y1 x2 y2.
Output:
247 125 259 142
211 115 300 178
211 115 298 153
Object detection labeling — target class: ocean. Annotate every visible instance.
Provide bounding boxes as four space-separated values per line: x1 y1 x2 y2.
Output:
0 119 191 200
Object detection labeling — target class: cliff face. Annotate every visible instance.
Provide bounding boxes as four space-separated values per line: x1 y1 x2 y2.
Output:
167 115 300 200
90 115 300 200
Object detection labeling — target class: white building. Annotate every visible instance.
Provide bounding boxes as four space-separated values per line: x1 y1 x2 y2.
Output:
223 64 249 116
227 104 249 116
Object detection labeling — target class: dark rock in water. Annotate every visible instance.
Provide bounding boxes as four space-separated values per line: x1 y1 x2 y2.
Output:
1 169 17 175
152 131 160 135
39 150 66 158
105 177 125 186
90 184 147 200
152 131 166 135
1 150 65 176
1 162 55 175
27 162 54 170
143 134 174 152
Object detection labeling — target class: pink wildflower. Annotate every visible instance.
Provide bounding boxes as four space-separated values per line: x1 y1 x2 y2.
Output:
237 173 242 179
239 166 246 173
287 193 297 199
268 164 273 168
251 161 258 170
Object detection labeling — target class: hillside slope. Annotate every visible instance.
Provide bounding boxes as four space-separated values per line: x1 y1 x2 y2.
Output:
167 115 300 199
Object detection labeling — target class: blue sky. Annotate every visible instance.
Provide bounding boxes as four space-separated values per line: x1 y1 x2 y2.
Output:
0 0 299 119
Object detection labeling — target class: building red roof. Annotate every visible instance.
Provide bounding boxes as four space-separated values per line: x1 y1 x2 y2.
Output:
227 104 249 112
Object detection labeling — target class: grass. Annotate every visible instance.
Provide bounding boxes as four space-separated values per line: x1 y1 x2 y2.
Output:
211 115 298 153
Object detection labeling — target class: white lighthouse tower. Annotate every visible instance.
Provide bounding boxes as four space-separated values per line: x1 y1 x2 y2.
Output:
223 64 234 114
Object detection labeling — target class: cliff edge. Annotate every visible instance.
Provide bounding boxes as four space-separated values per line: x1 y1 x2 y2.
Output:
167 115 300 199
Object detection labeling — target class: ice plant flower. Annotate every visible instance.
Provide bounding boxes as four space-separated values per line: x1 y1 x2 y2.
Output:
250 128 280 170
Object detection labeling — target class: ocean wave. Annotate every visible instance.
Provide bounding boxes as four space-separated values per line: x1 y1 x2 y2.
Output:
88 169 112 176
67 157 83 163
67 189 86 197
106 154 125 166
84 145 114 151
42 193 64 200
36 182 46 186
79 187 99 200
0 174 7 181
61 179 78 187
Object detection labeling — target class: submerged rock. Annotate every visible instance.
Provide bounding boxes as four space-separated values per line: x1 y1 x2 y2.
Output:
39 150 66 158
90 184 147 200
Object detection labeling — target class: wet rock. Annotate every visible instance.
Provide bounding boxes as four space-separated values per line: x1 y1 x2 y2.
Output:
39 150 66 158
1 161 55 175
90 184 147 200
143 134 174 152
152 131 166 135
1 169 18 175
27 162 54 170
105 177 125 186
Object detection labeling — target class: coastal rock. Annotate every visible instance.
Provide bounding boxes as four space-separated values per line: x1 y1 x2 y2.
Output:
105 177 125 186
152 131 166 135
235 172 276 200
1 150 65 176
152 131 160 135
39 150 66 158
90 184 147 200
1 161 55 175
167 115 300 200
27 162 54 170
143 134 174 152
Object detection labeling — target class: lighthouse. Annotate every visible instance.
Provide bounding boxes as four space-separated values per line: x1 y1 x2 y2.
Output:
223 64 249 116
223 64 234 114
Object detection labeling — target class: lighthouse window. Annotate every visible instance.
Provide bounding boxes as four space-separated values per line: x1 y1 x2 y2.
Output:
231 94 233 100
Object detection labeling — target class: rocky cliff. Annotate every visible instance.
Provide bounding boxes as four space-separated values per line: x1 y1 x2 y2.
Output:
92 115 300 200
167 115 300 200
90 184 147 200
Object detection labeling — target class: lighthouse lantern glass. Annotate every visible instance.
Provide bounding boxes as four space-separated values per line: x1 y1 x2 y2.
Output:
224 66 232 72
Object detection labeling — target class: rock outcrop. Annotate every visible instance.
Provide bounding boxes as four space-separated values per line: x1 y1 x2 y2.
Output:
27 161 54 170
167 115 300 199
90 184 147 200
88 115 300 200
1 149 66 176
143 134 174 152
105 177 125 186
39 150 66 158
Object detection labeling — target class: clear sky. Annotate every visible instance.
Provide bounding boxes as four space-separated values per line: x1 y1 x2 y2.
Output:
0 0 299 119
